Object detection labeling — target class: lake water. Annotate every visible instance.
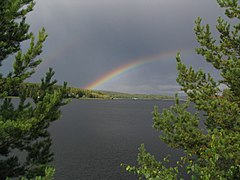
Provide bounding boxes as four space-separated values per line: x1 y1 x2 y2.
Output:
49 99 186 179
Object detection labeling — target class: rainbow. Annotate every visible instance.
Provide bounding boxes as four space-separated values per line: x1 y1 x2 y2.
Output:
84 49 187 90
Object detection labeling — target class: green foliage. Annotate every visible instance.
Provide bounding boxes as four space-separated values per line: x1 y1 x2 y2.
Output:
124 0 240 179
24 167 55 180
6 167 55 180
121 144 179 180
0 0 68 179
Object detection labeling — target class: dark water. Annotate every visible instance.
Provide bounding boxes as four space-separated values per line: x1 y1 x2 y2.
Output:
49 99 184 179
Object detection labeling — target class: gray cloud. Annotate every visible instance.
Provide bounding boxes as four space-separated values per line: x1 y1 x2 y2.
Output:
17 0 225 94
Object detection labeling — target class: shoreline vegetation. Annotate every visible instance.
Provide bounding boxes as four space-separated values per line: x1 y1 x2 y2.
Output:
100 90 174 100
10 82 174 100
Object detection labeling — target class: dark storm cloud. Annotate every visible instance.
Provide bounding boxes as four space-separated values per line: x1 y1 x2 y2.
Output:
23 0 223 94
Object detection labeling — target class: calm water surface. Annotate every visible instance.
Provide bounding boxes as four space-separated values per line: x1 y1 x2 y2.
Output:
49 99 184 179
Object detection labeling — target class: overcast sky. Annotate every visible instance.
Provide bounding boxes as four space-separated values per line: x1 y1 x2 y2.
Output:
9 0 226 94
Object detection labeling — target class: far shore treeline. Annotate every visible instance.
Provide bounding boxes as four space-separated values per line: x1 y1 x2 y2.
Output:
6 82 109 99
6 82 173 100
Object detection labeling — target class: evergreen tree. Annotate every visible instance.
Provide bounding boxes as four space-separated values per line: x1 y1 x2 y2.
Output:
0 0 68 179
124 0 240 179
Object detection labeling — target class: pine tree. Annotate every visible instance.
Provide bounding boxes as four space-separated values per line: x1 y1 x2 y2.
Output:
124 0 240 179
0 0 68 179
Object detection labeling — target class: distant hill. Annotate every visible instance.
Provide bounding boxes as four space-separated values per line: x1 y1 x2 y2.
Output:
99 90 173 100
11 82 173 100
